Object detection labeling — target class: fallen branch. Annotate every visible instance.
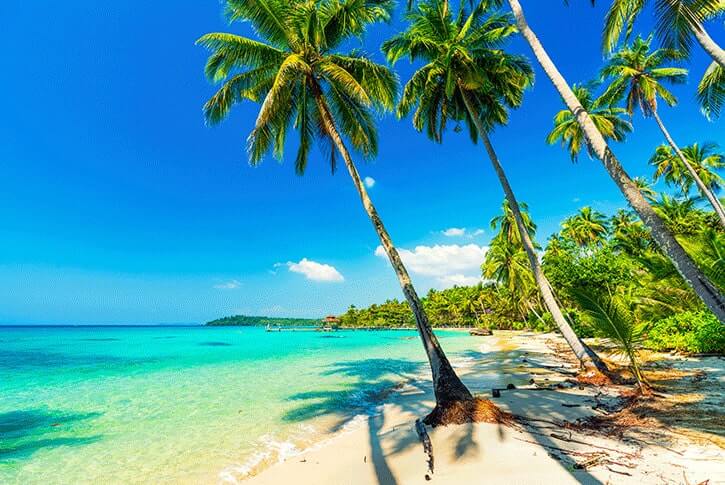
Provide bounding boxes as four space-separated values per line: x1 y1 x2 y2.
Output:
415 418 434 481
549 432 638 458
513 436 599 458
606 465 632 476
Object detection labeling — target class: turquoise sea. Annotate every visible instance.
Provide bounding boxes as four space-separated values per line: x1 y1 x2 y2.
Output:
0 326 479 484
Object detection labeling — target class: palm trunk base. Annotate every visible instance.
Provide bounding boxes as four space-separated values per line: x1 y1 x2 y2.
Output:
423 396 513 427
582 343 611 375
423 365 509 427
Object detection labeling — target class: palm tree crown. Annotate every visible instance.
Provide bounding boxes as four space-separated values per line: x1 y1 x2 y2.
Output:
650 142 725 197
633 176 659 202
197 0 398 173
599 35 688 117
562 207 610 247
547 84 632 160
490 199 537 246
602 0 723 56
382 0 533 143
653 194 707 234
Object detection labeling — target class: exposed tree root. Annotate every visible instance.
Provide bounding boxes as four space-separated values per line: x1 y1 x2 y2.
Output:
415 418 434 481
416 398 513 480
423 397 513 427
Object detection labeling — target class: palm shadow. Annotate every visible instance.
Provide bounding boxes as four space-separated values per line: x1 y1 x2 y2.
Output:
368 412 398 485
283 346 607 485
0 409 103 461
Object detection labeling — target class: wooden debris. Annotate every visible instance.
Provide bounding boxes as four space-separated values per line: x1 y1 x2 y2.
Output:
415 418 434 481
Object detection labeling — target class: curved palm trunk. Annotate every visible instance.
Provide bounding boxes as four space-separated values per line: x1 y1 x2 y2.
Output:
507 0 725 323
651 109 725 227
311 88 473 412
692 23 725 68
460 91 608 372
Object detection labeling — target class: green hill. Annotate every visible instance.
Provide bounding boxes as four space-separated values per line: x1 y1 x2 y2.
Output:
205 315 320 327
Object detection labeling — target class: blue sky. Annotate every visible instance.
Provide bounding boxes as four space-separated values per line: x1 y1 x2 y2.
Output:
1 1 722 324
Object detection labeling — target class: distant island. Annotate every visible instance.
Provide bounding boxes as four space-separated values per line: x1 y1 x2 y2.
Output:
205 315 321 327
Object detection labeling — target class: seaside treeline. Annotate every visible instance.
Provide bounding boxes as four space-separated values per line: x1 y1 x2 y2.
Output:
206 315 318 327
197 0 724 416
340 198 725 355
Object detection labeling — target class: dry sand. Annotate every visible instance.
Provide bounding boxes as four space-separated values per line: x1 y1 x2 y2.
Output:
244 331 724 485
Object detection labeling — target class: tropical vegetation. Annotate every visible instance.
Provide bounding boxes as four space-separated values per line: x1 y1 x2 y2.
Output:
197 0 475 423
383 0 604 371
197 0 725 411
206 315 319 326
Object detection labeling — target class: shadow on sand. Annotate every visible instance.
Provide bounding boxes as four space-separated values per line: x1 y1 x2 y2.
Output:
282 346 606 485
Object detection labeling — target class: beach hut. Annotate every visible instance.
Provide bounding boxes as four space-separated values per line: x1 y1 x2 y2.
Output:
320 315 340 331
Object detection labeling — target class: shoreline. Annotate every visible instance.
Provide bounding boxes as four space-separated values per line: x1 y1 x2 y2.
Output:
239 331 725 485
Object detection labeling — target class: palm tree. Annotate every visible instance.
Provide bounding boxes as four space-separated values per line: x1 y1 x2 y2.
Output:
602 0 725 67
650 142 725 199
546 84 632 161
600 35 725 226
384 0 606 371
571 286 649 389
490 199 537 245
653 194 707 235
562 207 610 247
633 176 659 202
610 209 655 256
197 0 474 422
505 0 725 322
543 233 570 261
483 237 536 319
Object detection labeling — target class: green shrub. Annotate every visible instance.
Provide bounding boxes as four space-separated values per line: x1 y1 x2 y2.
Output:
645 311 725 354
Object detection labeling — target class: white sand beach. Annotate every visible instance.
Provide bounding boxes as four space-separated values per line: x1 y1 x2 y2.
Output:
245 331 724 485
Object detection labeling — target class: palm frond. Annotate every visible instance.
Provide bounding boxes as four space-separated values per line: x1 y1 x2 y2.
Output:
196 33 284 82
571 287 648 385
698 61 724 120
225 0 296 48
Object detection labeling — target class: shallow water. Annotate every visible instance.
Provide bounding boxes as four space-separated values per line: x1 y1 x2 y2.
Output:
0 326 487 484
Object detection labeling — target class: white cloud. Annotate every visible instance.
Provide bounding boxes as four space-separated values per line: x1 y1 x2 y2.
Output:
441 227 485 238
375 243 488 288
364 176 376 188
437 274 483 287
442 227 466 237
287 258 344 282
213 279 241 290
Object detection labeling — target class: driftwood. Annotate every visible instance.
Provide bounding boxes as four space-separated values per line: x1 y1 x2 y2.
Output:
607 465 633 476
415 418 434 481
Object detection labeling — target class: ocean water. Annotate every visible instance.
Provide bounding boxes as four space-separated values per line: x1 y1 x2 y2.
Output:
0 326 479 484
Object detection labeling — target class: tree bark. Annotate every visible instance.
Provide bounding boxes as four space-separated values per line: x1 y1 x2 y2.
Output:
507 0 725 323
460 90 608 372
651 108 725 227
311 87 473 408
692 22 725 68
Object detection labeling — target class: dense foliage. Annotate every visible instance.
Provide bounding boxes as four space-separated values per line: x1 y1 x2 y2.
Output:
645 311 725 354
206 315 319 326
338 284 520 329
341 192 725 354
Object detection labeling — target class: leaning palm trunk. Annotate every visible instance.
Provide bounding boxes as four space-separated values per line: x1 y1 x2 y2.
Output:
311 87 474 418
507 0 725 323
651 108 725 226
692 22 725 68
461 90 608 372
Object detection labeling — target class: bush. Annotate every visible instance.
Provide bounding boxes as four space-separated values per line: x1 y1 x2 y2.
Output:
645 311 725 354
